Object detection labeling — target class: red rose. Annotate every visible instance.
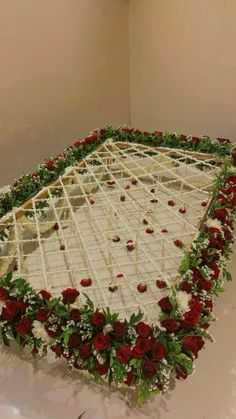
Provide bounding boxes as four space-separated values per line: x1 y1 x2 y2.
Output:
180 134 187 141
212 208 228 221
174 239 183 248
135 322 151 338
16 300 27 311
124 371 134 386
134 129 142 136
168 200 175 206
35 308 50 322
44 160 54 169
62 288 80 304
0 287 8 301
111 321 125 338
79 343 92 359
198 279 212 291
152 342 167 360
161 318 179 332
132 337 149 358
155 131 163 137
70 308 81 321
84 133 97 143
51 345 62 357
95 360 108 376
207 262 220 280
216 137 230 144
176 364 187 380
158 296 173 312
182 310 200 328
39 289 52 300
93 332 110 350
182 335 204 358
191 267 202 281
99 128 107 136
17 317 32 335
191 136 200 144
68 333 81 349
2 300 20 320
204 299 213 311
156 280 167 289
142 360 157 379
45 325 61 337
180 281 192 293
90 311 105 327
116 345 132 364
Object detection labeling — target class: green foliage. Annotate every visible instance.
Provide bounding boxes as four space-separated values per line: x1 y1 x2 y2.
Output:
128 310 144 327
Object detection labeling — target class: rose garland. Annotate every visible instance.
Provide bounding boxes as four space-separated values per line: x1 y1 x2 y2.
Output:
0 128 235 406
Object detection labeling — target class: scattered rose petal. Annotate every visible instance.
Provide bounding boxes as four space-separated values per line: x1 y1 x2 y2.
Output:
174 239 183 248
150 199 158 203
126 240 135 252
108 285 118 292
146 228 154 234
107 180 115 187
168 200 175 206
137 284 147 293
120 195 126 202
60 244 65 251
146 209 153 214
53 223 59 231
150 188 155 193
156 280 167 289
89 199 95 205
13 264 18 271
143 219 148 225
161 228 168 233
201 201 207 207
116 273 124 278
124 184 130 190
80 278 92 287
179 208 186 214
131 179 138 185
113 235 120 243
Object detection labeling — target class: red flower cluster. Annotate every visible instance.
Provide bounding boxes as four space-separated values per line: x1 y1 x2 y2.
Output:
182 336 204 358
90 311 105 327
62 288 80 305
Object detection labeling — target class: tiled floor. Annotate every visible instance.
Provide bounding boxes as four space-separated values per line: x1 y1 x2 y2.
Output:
0 248 235 419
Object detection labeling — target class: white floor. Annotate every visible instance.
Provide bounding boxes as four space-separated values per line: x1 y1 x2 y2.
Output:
0 245 235 419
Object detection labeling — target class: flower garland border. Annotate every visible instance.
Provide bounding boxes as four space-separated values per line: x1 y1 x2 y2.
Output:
0 127 235 406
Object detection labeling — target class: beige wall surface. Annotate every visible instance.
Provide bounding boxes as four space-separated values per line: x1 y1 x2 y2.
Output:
129 0 236 141
0 0 129 186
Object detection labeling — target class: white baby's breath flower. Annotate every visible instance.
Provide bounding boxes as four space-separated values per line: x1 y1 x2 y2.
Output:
206 218 222 231
176 291 191 313
0 301 5 316
103 324 113 335
32 320 50 343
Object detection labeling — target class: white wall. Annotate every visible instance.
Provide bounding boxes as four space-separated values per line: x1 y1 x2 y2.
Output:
129 0 236 141
0 0 129 186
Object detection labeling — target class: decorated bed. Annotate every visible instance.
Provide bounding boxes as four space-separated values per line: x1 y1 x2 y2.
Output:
0 126 235 406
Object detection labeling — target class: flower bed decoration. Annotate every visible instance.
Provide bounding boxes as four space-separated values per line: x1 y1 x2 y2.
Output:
0 126 235 406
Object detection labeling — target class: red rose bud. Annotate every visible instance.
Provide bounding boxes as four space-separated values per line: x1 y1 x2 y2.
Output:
80 278 92 287
108 285 118 292
79 343 92 359
132 337 149 358
112 235 120 243
35 308 50 322
168 200 175 206
146 227 154 234
16 317 32 335
212 208 228 221
95 360 108 376
116 344 132 364
161 228 168 233
182 335 204 358
174 239 183 248
126 240 135 252
158 296 173 312
156 280 167 289
69 308 81 321
44 160 54 169
53 223 59 231
198 279 212 291
90 311 105 327
39 289 51 300
161 318 179 332
180 134 187 141
111 321 125 338
142 360 157 379
135 321 151 338
68 333 81 348
180 281 192 293
124 371 134 386
137 283 147 293
120 195 126 202
93 332 110 350
143 218 148 225
179 208 186 214
191 136 200 144
152 342 167 360
155 131 163 137
62 288 80 304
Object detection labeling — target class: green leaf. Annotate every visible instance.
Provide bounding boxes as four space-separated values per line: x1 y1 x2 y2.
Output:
128 310 144 327
82 293 94 311
137 380 151 407
175 354 193 375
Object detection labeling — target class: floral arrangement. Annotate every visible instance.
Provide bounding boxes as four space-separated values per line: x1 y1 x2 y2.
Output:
0 126 235 406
